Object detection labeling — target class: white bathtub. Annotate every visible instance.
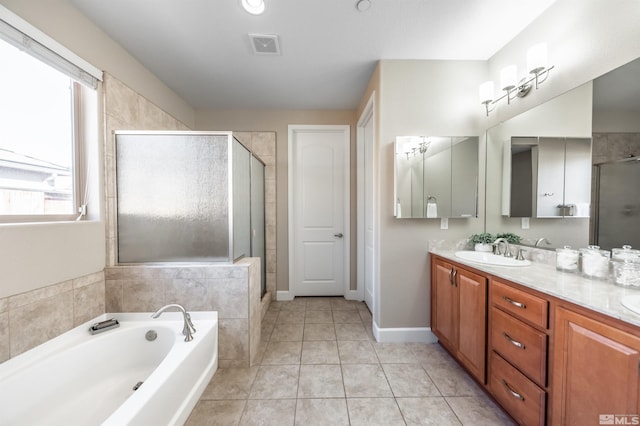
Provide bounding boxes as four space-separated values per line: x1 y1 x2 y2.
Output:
0 311 218 426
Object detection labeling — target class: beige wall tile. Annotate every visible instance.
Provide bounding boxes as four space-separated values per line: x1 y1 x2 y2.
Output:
165 278 210 311
0 312 9 363
251 132 276 158
248 259 262 366
266 249 277 274
74 280 106 326
72 271 105 289
205 266 247 280
10 291 74 357
207 278 248 318
122 280 165 312
104 74 141 125
233 132 252 148
219 318 249 363
9 280 73 310
105 280 123 313
0 297 8 314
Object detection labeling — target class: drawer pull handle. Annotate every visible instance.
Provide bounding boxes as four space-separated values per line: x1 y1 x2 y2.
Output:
452 269 458 287
502 295 526 309
502 379 525 401
449 268 454 285
502 332 526 349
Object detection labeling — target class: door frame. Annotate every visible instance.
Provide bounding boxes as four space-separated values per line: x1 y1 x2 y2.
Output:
357 93 378 311
287 124 351 299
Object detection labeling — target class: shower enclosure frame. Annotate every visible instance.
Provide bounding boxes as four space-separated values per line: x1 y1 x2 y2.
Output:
114 130 266 267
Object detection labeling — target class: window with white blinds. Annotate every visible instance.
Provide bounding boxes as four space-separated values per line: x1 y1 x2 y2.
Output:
0 7 101 221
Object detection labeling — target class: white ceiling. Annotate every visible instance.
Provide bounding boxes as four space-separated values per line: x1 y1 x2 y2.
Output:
70 0 556 110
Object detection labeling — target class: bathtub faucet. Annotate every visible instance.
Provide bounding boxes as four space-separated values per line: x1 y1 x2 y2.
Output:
151 304 196 342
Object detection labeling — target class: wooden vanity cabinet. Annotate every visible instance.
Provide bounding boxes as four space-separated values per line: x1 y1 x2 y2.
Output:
431 254 640 425
551 306 640 425
431 257 487 383
488 278 550 426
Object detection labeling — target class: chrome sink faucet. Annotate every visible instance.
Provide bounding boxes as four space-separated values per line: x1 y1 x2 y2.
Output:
151 303 196 342
493 238 512 257
535 237 552 247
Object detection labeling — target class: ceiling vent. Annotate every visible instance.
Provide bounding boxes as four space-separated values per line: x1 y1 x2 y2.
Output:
249 34 281 55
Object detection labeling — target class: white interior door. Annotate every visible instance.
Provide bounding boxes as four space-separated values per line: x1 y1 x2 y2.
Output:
289 125 350 296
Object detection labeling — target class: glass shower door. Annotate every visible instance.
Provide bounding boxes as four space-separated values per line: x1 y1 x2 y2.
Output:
595 159 640 249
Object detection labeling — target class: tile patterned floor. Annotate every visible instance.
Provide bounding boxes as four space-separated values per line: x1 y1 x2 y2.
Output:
186 297 514 425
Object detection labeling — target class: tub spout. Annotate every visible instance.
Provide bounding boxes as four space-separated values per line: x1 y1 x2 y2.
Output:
151 304 196 342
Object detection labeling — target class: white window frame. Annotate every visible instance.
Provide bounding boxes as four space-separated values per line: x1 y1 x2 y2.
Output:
0 6 102 223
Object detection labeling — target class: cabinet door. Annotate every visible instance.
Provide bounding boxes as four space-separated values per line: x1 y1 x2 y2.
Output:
552 307 640 425
563 138 591 216
536 137 565 217
457 267 487 382
432 259 457 350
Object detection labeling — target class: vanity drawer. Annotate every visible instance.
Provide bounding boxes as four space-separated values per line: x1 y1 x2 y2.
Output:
491 307 547 386
491 280 548 329
490 352 546 426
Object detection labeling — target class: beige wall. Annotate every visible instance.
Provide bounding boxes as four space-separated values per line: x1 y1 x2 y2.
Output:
194 109 358 293
375 60 487 329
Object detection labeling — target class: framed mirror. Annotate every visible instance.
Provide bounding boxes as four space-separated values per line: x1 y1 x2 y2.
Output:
394 136 478 219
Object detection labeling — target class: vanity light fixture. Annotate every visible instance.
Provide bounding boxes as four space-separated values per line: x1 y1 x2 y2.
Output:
480 43 554 116
241 0 265 15
402 136 431 159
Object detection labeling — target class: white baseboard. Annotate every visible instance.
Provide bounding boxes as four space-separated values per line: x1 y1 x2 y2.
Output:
344 290 363 301
276 290 294 301
372 320 438 343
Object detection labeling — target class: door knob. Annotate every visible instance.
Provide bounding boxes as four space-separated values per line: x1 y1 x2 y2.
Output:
334 233 344 238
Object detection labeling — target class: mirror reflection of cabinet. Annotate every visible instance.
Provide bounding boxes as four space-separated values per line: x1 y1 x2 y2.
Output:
502 136 591 218
394 136 478 219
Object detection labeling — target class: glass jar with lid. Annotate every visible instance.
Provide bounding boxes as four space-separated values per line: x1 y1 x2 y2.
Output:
580 245 611 280
556 245 580 272
611 245 640 287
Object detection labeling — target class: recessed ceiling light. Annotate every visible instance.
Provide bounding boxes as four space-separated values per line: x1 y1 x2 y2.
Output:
356 0 371 12
241 0 265 15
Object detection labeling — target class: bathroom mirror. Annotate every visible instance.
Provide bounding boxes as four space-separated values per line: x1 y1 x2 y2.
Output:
394 136 478 219
485 56 640 250
503 136 591 218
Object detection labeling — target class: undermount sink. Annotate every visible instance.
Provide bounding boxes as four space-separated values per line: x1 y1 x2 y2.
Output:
621 295 640 316
454 250 532 267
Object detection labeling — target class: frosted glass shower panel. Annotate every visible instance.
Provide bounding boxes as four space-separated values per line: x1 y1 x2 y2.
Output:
233 140 251 260
116 133 231 262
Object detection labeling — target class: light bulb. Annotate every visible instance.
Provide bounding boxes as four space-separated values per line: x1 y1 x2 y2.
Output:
527 43 547 74
479 81 494 104
500 65 517 91
241 0 265 15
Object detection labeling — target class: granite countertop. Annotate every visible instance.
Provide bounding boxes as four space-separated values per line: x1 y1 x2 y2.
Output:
429 248 640 329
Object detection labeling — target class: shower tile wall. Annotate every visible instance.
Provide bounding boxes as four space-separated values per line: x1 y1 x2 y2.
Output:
104 257 262 367
102 73 190 267
103 75 277 301
0 271 105 362
592 133 640 164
